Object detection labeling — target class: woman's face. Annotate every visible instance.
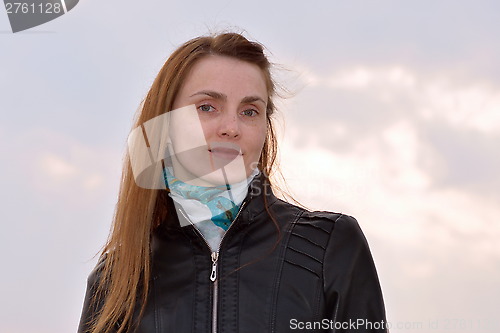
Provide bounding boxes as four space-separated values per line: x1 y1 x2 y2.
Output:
169 55 268 186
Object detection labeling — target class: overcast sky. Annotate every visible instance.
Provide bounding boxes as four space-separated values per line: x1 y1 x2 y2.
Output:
1 1 499 332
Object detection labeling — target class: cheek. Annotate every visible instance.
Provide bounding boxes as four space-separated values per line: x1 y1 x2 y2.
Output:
247 126 267 159
198 120 215 141
171 125 203 154
169 105 208 150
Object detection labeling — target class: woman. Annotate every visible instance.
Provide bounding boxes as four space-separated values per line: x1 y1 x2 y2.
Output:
78 32 387 333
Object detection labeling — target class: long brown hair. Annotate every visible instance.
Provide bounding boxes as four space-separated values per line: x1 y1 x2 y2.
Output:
85 32 279 333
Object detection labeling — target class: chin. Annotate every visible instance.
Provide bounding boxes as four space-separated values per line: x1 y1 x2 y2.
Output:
194 157 250 186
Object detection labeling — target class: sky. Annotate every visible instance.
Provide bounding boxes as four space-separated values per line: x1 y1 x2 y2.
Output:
1 1 499 332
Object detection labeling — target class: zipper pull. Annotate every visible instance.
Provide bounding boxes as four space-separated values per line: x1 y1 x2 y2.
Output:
210 251 219 282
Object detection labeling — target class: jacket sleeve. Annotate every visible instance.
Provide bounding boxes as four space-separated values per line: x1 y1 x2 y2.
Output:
323 214 387 332
77 256 108 333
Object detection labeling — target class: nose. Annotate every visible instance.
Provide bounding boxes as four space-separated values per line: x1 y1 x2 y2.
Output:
217 112 240 138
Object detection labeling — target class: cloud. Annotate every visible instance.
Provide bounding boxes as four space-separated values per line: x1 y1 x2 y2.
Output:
40 153 79 178
311 65 500 133
417 77 500 133
274 64 500 326
327 66 417 90
281 65 500 197
1 126 122 209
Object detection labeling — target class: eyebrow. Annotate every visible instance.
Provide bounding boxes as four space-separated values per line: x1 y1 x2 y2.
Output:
190 90 266 105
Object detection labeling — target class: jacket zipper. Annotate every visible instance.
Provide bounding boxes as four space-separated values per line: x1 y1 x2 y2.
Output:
210 251 219 333
178 201 247 333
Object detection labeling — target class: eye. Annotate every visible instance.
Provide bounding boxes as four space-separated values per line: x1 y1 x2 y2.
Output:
198 104 216 112
241 109 259 117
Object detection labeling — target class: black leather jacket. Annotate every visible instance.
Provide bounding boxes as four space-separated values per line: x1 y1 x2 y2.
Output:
78 176 387 332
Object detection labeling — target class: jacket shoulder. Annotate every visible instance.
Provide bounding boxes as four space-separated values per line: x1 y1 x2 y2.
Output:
271 198 363 238
285 201 358 232
87 253 108 287
78 254 109 333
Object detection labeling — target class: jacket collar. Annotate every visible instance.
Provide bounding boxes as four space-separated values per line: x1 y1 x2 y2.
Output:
161 172 278 230
241 172 278 222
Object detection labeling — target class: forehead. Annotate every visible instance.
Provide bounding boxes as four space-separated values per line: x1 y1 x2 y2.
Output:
180 55 268 99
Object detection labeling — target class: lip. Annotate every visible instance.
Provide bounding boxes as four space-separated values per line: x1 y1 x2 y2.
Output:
208 142 241 160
